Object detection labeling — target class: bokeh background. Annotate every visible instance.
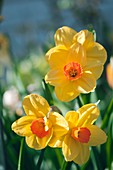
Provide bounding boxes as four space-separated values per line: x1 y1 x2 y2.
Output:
0 0 113 170
1 0 113 58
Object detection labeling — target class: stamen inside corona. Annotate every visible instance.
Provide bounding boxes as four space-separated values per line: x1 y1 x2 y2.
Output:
64 62 83 80
71 127 91 143
31 118 50 138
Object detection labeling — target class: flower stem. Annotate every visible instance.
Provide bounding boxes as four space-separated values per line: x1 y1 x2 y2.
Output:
77 96 83 107
17 138 25 170
36 148 45 170
61 160 73 170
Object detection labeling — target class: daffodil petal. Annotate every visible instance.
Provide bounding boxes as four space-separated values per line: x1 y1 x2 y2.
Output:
26 135 43 150
48 135 64 148
46 46 68 68
74 30 94 49
23 94 50 117
68 43 86 66
46 45 67 62
37 128 53 148
62 134 80 161
87 42 107 64
55 82 80 102
86 42 107 79
88 65 104 80
30 94 50 116
46 47 56 61
65 111 79 128
45 69 66 86
73 145 90 165
49 112 69 137
22 95 39 116
77 104 99 127
11 115 36 136
55 26 77 48
87 125 107 146
76 71 96 93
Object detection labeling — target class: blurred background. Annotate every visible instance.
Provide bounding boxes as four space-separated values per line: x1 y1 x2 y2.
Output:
0 0 113 170
1 0 113 58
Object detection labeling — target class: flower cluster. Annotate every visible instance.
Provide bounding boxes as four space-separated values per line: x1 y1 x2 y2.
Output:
12 94 107 165
12 26 107 165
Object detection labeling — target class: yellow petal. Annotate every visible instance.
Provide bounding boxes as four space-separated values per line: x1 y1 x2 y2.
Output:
37 128 53 148
49 112 69 137
77 104 99 127
87 125 107 146
65 111 79 128
45 69 66 86
26 135 43 150
76 71 96 93
46 45 68 63
87 65 104 80
23 94 50 117
55 26 77 48
48 135 64 148
86 42 107 79
62 133 80 161
106 59 113 89
11 115 36 136
87 42 107 64
55 82 80 102
73 145 90 165
74 30 94 49
22 95 38 116
47 47 68 69
68 43 86 66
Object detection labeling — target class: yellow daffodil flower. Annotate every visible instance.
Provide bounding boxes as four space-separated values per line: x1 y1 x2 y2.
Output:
11 94 69 150
106 57 113 89
45 26 107 102
61 103 107 165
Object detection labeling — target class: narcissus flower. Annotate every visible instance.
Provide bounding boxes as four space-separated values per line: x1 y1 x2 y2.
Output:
45 26 107 102
106 57 113 89
11 94 68 150
62 103 107 165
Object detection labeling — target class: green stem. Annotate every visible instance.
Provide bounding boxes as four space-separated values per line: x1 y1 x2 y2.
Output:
61 160 73 170
36 148 45 170
77 95 84 107
54 149 63 167
17 138 24 170
91 147 103 170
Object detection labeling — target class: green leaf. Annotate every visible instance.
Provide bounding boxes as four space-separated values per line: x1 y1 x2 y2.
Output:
101 99 113 129
42 79 54 105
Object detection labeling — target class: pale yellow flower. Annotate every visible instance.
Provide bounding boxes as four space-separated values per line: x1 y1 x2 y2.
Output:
45 26 107 102
12 94 68 150
62 103 107 165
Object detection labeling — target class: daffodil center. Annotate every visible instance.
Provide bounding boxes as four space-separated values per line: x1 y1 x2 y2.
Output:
31 118 50 138
64 62 83 80
71 127 91 143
